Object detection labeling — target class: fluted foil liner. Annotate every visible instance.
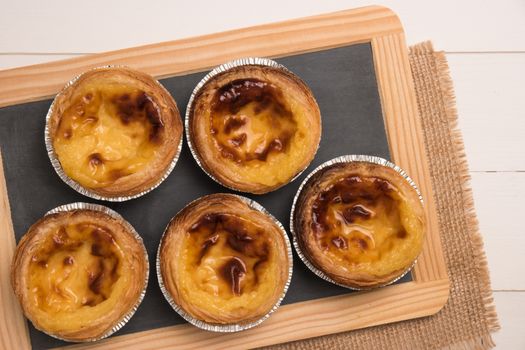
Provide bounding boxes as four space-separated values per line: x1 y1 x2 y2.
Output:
44 66 183 202
290 155 423 291
36 202 150 342
156 194 293 332
185 57 318 192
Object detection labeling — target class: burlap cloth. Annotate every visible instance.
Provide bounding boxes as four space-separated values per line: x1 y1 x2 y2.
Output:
265 42 501 350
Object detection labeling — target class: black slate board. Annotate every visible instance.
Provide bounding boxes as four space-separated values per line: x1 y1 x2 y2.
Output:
0 43 411 349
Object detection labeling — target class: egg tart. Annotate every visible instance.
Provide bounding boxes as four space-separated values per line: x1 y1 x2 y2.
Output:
158 193 291 329
293 157 425 289
47 66 183 199
11 206 148 342
187 61 321 194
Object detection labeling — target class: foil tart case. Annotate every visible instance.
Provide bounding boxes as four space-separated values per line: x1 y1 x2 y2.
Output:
35 202 150 342
290 155 424 291
156 193 293 332
184 57 320 193
44 66 183 202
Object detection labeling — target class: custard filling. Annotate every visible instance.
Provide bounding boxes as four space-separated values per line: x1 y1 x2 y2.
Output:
310 175 423 276
27 223 125 316
175 213 282 320
210 79 298 164
53 83 164 189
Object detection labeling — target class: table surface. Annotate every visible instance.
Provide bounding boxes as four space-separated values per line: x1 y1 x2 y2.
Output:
1 1 523 348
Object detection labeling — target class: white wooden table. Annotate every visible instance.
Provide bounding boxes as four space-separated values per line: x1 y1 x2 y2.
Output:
1 1 523 348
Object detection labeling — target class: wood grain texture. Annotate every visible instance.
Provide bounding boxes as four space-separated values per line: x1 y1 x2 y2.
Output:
371 34 448 283
1 0 524 53
0 6 450 349
0 5 402 108
0 54 81 71
59 280 449 350
0 152 31 350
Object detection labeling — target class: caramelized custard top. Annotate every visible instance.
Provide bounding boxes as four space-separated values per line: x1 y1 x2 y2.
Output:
310 175 410 266
210 79 297 164
183 213 271 298
27 222 124 314
53 84 164 189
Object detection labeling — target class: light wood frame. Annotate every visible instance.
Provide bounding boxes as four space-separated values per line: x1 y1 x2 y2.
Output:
0 6 449 349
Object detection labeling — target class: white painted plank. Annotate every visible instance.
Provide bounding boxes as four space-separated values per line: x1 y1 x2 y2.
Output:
0 54 79 70
0 1 524 54
450 53 525 172
471 172 525 290
493 292 525 349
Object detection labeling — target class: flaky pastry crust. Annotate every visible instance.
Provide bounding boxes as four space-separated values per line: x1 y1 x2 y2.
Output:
48 67 182 198
159 194 290 325
294 161 426 289
11 209 148 341
188 65 321 194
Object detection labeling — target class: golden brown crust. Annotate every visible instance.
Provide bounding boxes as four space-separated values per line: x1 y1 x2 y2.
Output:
48 67 182 198
189 65 321 194
294 161 426 288
159 194 290 325
11 209 148 341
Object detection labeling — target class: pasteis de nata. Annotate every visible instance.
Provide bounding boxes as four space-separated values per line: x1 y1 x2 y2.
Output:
47 67 182 199
158 194 291 327
293 160 426 289
11 208 148 342
187 63 321 194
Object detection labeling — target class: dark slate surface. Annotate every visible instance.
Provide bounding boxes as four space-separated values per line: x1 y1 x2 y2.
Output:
0 43 411 349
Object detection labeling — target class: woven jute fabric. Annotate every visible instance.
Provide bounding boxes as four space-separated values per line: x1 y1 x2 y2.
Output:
265 42 500 350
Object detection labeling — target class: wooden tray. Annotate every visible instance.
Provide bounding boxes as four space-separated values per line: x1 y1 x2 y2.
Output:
0 6 449 349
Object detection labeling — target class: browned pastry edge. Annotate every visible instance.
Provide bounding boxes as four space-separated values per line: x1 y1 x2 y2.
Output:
189 65 321 194
48 67 183 198
11 209 148 341
294 161 426 289
159 193 290 325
